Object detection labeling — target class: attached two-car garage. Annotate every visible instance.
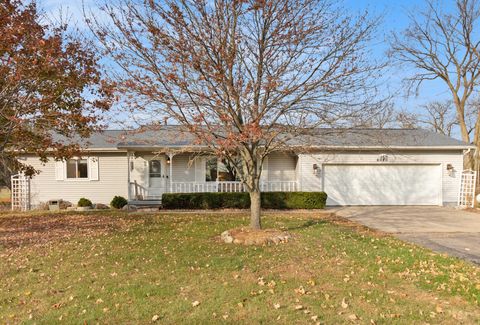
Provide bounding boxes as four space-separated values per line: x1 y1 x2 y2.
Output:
323 164 442 206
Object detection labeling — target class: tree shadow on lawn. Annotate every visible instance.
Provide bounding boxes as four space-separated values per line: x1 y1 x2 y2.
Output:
285 214 387 238
286 219 328 231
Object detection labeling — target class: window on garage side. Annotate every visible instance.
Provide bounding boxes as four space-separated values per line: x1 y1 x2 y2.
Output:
66 159 88 179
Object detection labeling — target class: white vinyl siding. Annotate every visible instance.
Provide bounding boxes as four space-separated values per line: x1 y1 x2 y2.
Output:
194 157 206 183
24 153 128 207
130 154 149 187
267 152 296 182
89 157 99 181
171 153 196 182
55 161 64 181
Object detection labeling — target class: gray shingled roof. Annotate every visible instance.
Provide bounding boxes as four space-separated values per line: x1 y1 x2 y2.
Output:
64 127 472 150
286 128 471 148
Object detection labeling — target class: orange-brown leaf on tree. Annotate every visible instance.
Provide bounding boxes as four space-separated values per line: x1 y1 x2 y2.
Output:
0 0 111 178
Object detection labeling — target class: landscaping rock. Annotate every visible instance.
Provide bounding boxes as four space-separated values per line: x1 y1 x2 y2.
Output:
93 203 109 210
221 230 234 243
122 205 137 211
59 200 72 210
220 228 291 246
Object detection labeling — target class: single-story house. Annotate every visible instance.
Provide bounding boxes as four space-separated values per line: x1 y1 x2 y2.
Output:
14 127 475 209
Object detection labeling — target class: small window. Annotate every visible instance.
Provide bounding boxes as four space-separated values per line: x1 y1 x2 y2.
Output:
66 159 88 179
149 160 162 178
205 158 218 182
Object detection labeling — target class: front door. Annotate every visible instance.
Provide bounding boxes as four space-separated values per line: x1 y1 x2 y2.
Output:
148 159 167 198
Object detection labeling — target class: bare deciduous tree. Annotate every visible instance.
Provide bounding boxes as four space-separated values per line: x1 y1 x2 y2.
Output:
391 0 480 168
396 100 475 137
91 0 382 229
396 110 418 129
422 101 461 136
358 102 396 128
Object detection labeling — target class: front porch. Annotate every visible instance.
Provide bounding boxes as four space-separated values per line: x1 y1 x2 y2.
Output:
130 180 299 200
127 151 299 202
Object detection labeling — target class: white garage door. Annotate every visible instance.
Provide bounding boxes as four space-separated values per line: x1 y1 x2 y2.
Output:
324 164 442 206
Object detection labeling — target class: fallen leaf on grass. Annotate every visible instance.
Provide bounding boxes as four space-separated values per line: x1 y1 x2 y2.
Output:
273 303 281 310
295 286 306 295
348 314 358 321
267 280 276 288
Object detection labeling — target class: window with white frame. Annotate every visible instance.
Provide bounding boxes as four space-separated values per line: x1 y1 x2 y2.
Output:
205 157 218 182
66 159 88 179
149 160 162 178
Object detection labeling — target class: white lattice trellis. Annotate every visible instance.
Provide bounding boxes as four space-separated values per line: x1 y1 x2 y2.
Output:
458 170 477 208
11 174 31 211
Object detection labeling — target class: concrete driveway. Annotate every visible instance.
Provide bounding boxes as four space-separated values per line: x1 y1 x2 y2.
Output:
332 206 480 264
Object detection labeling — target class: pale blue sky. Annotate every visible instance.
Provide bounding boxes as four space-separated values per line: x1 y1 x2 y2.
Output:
39 0 458 134
342 0 455 108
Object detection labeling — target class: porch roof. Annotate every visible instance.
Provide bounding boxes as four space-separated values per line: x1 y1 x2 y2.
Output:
58 127 473 151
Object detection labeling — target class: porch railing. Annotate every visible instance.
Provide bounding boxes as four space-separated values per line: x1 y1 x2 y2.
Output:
172 181 300 193
130 181 148 200
260 181 298 192
170 182 218 193
129 180 298 200
217 181 245 192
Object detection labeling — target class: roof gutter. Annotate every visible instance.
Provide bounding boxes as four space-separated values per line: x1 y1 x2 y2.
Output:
69 144 475 152
302 145 475 151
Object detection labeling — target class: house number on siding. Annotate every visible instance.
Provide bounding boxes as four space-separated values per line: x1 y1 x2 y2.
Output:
377 154 388 162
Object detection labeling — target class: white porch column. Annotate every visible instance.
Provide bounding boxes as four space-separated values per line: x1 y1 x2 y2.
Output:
168 153 175 193
127 151 131 201
216 157 220 192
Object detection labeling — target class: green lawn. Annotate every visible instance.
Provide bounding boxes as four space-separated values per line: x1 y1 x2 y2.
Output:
1 211 479 324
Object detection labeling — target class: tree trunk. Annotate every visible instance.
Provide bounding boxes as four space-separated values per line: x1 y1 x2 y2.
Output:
249 190 261 229
465 150 475 170
453 97 474 169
